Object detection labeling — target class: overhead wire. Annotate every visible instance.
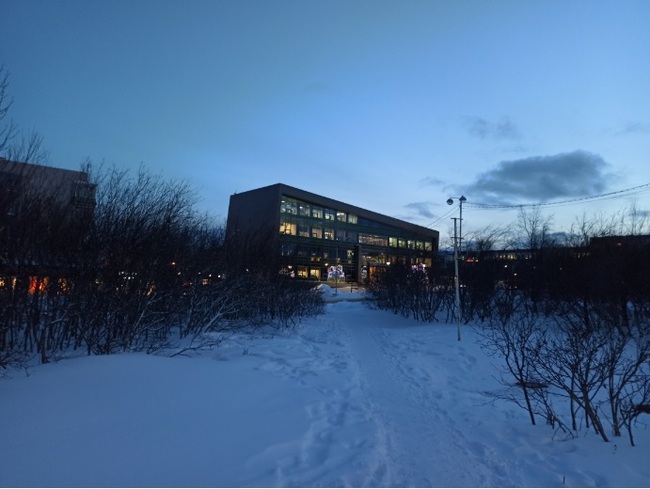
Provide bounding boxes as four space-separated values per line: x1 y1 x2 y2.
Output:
424 204 458 228
419 181 650 230
465 181 650 211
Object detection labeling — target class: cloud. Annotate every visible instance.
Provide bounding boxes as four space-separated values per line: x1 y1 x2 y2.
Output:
463 116 521 141
404 201 436 219
419 176 445 188
467 150 614 203
613 122 650 136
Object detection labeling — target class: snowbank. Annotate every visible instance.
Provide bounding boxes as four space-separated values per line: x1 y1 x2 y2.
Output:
1 300 649 487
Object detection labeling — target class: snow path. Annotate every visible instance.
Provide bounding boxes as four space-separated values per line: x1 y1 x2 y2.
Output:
247 299 521 487
309 301 513 487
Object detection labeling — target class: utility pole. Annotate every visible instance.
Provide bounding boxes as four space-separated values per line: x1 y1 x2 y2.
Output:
447 195 466 341
451 217 461 341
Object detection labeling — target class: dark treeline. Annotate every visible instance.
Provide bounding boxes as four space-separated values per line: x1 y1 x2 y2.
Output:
0 164 323 367
366 207 650 445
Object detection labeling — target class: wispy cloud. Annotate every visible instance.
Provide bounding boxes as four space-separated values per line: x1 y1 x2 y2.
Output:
467 150 615 204
419 176 446 188
404 201 436 219
463 116 521 141
612 121 650 136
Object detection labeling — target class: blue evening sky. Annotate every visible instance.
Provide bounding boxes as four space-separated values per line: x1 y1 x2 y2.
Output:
2 0 649 238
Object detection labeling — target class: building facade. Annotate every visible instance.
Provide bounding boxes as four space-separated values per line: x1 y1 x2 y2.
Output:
226 183 439 282
0 159 96 272
0 158 96 221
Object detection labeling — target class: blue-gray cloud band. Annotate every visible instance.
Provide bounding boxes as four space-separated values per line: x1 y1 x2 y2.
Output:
467 150 614 203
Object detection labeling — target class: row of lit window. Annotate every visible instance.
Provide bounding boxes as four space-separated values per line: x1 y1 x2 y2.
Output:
361 234 431 250
280 222 432 250
280 222 344 240
280 198 358 224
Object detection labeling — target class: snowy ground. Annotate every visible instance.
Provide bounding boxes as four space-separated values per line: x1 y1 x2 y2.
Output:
2 287 650 487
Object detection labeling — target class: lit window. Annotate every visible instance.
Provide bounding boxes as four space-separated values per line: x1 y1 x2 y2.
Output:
336 211 346 222
324 209 335 220
299 204 311 217
347 214 358 224
389 237 398 248
359 234 388 246
312 227 322 239
312 207 323 219
280 222 296 235
324 228 335 240
280 199 298 215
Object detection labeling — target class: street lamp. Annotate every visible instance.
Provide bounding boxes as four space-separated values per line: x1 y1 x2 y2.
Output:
446 195 466 254
447 195 466 341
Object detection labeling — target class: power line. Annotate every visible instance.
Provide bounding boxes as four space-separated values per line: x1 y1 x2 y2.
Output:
466 182 650 211
425 205 457 228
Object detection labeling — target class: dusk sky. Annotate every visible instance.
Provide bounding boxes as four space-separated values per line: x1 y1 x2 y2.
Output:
2 0 649 240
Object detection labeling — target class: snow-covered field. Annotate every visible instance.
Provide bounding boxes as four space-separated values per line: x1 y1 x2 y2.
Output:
2 287 649 487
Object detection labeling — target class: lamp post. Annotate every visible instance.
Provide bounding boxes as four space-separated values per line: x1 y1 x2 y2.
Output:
447 195 466 341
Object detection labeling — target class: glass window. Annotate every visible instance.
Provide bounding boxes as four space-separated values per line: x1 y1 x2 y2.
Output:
298 224 310 237
299 204 311 217
336 229 347 241
407 240 415 249
280 199 298 215
416 241 424 250
280 222 296 235
312 227 322 239
336 211 346 222
358 233 388 247
281 243 295 256
398 238 406 248
312 207 323 219
389 237 398 248
324 209 335 220
425 241 433 251
324 228 335 240
347 214 358 224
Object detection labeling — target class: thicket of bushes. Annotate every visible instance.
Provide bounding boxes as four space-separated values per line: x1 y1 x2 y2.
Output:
0 165 323 367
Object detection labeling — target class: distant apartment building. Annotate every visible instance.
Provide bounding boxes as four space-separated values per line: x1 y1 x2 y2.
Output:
226 183 439 281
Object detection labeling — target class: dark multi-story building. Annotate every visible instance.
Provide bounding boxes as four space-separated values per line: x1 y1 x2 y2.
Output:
0 158 96 221
0 159 96 273
226 183 439 281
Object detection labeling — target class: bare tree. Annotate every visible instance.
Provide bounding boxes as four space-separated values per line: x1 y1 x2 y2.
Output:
466 224 510 253
0 67 46 163
0 66 17 154
512 206 555 251
565 211 618 248
4 130 48 164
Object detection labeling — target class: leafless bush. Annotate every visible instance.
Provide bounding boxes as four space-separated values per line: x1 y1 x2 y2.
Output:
366 264 443 322
1 163 323 365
